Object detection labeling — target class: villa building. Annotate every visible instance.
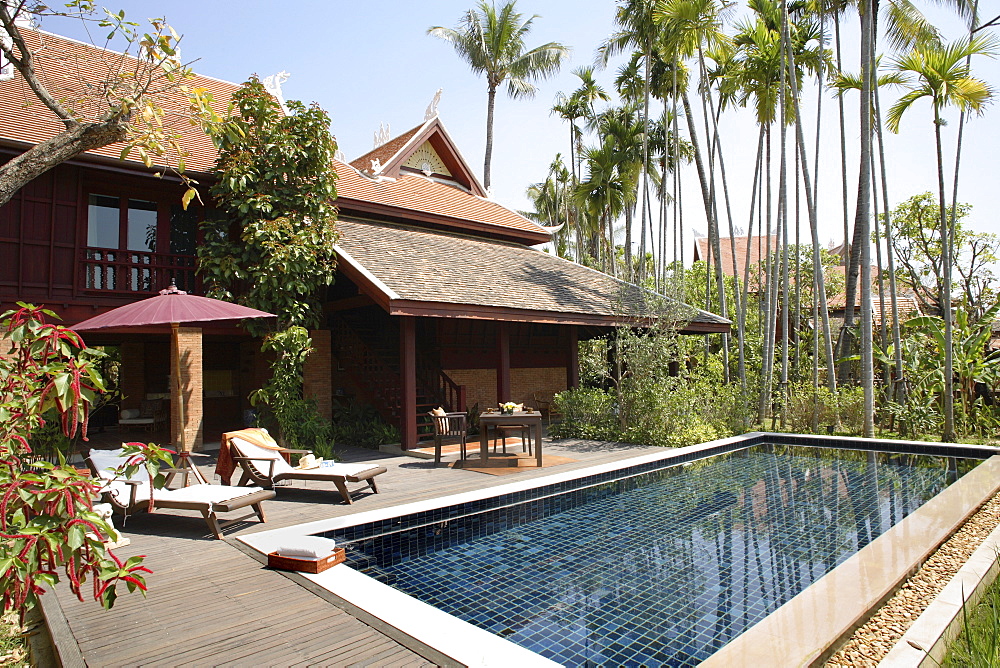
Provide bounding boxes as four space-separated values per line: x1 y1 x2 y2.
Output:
0 28 729 451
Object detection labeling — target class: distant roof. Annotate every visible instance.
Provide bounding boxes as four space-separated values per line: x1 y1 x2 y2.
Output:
335 218 730 332
694 235 779 277
827 294 921 326
0 29 238 173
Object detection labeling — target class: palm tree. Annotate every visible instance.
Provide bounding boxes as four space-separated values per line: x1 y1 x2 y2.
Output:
428 1 568 190
886 34 997 440
600 0 660 284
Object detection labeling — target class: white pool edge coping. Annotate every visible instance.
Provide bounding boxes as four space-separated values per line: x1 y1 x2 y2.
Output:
238 433 999 667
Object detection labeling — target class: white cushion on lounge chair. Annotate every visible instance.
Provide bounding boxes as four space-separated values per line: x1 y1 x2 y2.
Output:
157 484 262 504
318 462 384 477
89 448 154 505
89 448 150 482
230 437 297 475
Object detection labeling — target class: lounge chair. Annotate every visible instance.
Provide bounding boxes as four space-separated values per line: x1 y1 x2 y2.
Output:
225 431 387 504
87 448 276 540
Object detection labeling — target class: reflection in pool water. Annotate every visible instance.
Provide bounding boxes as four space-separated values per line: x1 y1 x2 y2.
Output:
335 444 976 667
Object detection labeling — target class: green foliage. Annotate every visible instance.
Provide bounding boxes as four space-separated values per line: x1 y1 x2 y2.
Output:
249 326 333 455
0 305 167 617
898 303 1000 437
551 388 619 441
201 77 339 448
200 76 339 335
330 402 400 450
882 192 999 317
944 569 1000 667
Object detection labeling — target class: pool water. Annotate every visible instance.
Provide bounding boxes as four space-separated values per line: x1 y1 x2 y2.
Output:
337 444 977 666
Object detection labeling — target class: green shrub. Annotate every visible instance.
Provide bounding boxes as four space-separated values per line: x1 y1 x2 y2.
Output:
550 388 618 441
836 386 866 435
331 401 400 450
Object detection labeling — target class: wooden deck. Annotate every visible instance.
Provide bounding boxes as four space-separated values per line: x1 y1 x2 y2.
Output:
49 436 660 667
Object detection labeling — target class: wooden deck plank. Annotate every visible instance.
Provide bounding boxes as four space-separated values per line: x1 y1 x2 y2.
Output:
50 438 658 665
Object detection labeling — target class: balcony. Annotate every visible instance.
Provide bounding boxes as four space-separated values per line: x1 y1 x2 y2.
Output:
81 247 198 294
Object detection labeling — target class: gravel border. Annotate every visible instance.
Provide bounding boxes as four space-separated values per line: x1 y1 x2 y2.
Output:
826 492 1000 666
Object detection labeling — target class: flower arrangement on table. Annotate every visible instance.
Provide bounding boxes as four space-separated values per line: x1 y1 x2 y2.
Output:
500 402 518 415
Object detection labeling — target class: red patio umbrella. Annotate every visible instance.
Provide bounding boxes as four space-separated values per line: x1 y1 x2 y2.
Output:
73 281 276 453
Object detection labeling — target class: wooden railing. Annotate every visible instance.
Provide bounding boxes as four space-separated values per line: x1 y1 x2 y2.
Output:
418 363 466 413
80 247 197 294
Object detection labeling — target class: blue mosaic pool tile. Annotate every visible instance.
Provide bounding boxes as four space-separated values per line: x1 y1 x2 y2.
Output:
328 443 982 666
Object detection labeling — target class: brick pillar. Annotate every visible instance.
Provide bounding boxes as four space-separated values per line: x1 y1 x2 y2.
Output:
171 326 203 452
120 342 145 410
304 329 333 421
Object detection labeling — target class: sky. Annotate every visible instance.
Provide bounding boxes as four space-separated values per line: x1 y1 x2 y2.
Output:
38 1 1000 260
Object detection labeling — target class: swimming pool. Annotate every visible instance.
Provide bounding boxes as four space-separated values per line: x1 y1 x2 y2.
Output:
240 433 1000 666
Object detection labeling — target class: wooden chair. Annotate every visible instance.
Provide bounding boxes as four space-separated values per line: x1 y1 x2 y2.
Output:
533 392 561 425
86 448 275 540
494 426 532 455
429 412 468 464
226 432 387 504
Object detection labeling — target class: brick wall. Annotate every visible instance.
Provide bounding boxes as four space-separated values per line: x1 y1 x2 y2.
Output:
443 367 566 412
120 342 145 410
512 367 567 407
171 327 203 452
304 329 333 421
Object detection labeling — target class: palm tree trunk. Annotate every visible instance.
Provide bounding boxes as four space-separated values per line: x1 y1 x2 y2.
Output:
696 49 731 383
484 85 497 190
858 0 875 438
935 103 956 441
872 84 904 404
778 1 790 426
784 7 836 394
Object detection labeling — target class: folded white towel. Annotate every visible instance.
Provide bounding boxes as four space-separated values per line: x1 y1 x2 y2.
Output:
275 536 337 559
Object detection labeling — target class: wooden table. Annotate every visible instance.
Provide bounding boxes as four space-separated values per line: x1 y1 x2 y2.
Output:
479 411 543 467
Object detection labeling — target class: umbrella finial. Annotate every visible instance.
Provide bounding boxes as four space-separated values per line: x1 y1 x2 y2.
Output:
160 279 187 296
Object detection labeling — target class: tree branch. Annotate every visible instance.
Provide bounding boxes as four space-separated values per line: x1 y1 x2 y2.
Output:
0 117 127 206
0 4 78 129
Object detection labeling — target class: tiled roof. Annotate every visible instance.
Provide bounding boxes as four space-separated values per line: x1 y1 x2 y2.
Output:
350 124 422 173
0 30 547 240
695 235 779 276
0 29 238 173
333 160 549 239
825 294 922 325
335 218 730 330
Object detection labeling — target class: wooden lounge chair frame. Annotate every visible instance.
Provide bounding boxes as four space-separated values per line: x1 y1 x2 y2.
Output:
227 436 387 505
87 452 276 540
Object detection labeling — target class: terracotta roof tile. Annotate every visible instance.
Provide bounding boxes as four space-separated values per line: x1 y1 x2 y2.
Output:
336 219 729 328
350 124 422 173
334 160 548 238
0 29 238 173
0 30 548 240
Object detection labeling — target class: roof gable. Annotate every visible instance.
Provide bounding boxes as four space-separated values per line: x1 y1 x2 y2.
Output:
349 117 486 197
